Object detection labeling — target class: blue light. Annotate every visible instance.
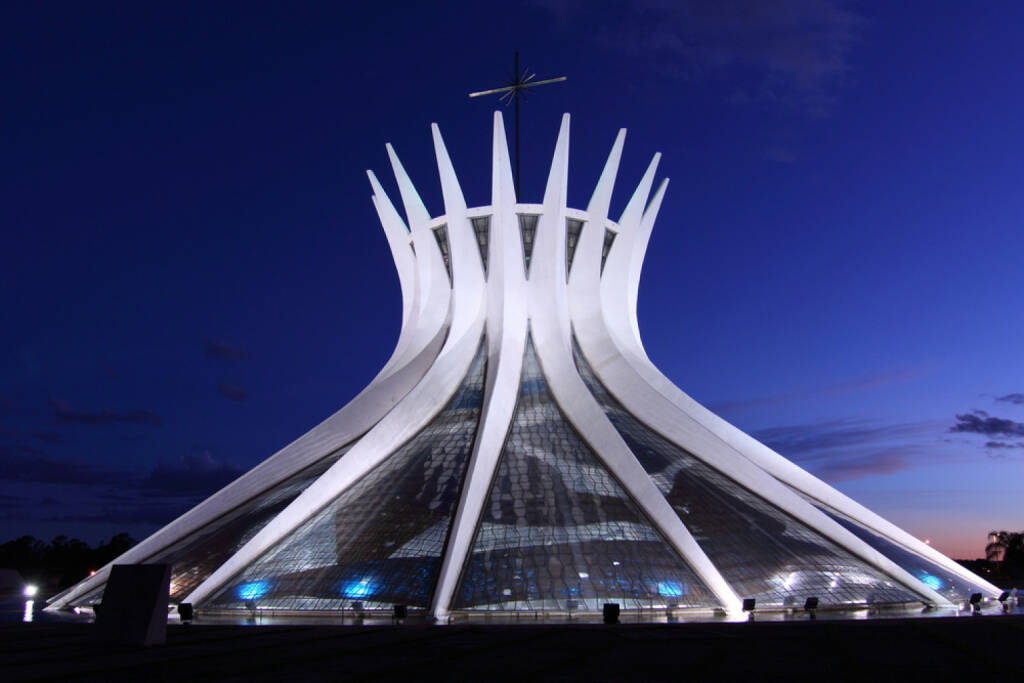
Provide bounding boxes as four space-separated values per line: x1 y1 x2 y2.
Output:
342 577 377 599
919 574 943 591
658 581 685 598
237 580 269 601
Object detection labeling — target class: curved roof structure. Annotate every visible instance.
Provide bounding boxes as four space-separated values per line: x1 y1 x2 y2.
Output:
48 113 1000 620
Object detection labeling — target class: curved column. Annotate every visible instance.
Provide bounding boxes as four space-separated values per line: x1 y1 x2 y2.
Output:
601 153 660 361
385 143 451 359
367 171 418 378
599 171 999 597
431 112 528 620
529 115 742 614
636 358 1001 595
47 166 448 611
184 127 488 608
582 165 952 605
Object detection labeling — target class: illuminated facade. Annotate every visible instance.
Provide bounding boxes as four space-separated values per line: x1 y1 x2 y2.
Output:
49 114 1000 620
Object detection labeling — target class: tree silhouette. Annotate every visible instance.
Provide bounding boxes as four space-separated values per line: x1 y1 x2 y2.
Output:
986 530 1024 573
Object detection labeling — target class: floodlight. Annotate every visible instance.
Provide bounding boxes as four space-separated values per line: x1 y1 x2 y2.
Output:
804 597 819 611
998 591 1010 602
742 598 756 612
23 584 38 598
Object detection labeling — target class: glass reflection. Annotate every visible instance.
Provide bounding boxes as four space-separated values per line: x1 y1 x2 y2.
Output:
454 335 718 612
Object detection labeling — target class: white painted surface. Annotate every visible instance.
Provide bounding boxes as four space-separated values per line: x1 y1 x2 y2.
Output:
50 113 998 615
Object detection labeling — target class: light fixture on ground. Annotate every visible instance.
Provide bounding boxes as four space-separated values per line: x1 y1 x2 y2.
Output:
46 113 1003 623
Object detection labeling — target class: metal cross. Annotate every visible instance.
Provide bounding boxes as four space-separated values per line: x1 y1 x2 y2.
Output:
469 52 567 200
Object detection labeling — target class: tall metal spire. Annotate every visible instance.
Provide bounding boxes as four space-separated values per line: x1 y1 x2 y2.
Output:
469 52 566 200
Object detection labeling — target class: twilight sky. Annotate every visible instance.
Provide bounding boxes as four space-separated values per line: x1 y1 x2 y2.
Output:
2 1 1022 559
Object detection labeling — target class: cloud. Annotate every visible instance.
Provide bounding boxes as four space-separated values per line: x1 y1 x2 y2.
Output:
31 430 63 444
217 382 248 402
48 397 162 426
206 339 251 361
950 411 1024 438
996 393 1024 405
712 366 923 416
140 451 244 496
810 449 910 483
985 441 1024 449
535 0 865 114
0 444 114 485
42 501 194 526
753 419 933 459
749 417 943 482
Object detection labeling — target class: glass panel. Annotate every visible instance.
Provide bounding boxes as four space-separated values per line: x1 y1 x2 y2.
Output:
205 339 488 612
566 218 584 280
518 214 538 277
812 503 992 602
471 216 490 276
572 340 921 608
69 444 352 607
432 224 452 285
454 335 719 613
600 228 616 274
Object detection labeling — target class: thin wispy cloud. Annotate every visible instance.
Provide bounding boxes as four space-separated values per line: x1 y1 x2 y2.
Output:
712 366 923 416
534 0 865 114
996 393 1024 406
751 418 946 483
206 339 252 361
48 398 162 427
140 451 244 496
754 418 935 460
0 444 116 485
217 382 248 402
811 449 911 483
31 430 64 444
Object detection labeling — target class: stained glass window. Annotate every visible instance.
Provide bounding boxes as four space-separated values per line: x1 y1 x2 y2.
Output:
573 340 921 608
204 339 488 612
454 335 718 613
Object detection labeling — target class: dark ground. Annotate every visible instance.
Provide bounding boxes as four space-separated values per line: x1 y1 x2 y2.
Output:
2 615 1024 682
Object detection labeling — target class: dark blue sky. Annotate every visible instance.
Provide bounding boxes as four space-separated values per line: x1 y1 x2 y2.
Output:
2 1 1022 558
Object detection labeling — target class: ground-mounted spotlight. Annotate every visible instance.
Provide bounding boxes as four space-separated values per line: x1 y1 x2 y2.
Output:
998 591 1011 613
177 603 194 622
804 596 819 619
23 584 38 598
742 598 756 621
969 592 983 613
603 603 620 624
393 604 407 622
